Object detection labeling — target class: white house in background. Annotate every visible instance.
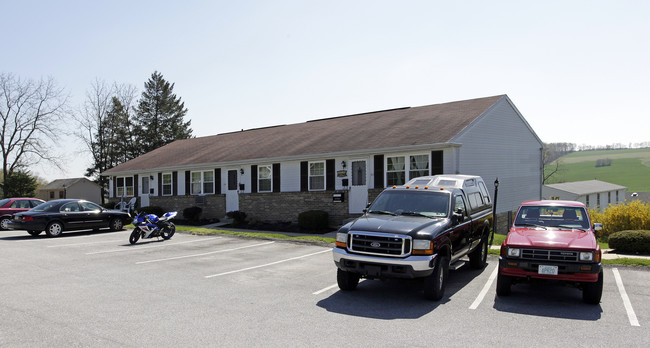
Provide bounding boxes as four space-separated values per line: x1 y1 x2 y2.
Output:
103 95 544 226
543 180 627 210
37 178 102 204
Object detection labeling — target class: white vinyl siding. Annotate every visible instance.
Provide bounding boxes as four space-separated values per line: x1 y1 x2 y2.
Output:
451 98 543 213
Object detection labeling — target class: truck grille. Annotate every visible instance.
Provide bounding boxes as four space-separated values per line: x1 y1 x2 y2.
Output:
348 232 411 257
521 249 579 262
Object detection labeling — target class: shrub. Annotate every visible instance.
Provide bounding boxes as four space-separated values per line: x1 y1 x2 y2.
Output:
298 210 329 232
137 205 165 217
183 206 203 222
608 230 650 254
226 211 247 226
589 200 650 241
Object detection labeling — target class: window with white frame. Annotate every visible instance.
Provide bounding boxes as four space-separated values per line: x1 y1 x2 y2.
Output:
258 165 272 192
309 162 325 191
162 173 172 196
115 176 134 197
191 170 214 195
386 156 405 186
386 154 430 186
409 154 429 178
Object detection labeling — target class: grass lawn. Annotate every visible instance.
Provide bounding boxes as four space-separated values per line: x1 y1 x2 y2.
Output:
546 148 650 192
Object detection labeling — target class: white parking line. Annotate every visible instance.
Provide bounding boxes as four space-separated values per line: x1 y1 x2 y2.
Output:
469 265 499 310
205 249 330 278
612 268 640 327
85 237 223 255
313 283 339 295
48 239 123 248
136 241 275 264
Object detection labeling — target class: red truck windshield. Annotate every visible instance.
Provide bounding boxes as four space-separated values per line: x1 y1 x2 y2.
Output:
514 206 590 230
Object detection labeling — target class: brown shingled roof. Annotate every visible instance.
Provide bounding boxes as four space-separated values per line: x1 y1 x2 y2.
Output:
104 95 505 174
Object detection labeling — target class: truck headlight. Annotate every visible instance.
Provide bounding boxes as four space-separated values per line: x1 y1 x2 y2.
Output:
412 239 433 255
335 233 347 248
579 251 594 261
507 248 521 258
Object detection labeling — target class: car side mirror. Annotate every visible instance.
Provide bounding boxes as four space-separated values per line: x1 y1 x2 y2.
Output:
593 223 603 236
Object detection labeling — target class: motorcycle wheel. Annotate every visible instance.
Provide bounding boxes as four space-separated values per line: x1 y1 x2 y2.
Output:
129 228 141 245
161 224 175 240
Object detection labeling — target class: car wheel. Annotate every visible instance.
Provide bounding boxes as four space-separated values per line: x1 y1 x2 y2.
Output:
0 217 10 230
583 270 603 305
45 222 63 237
336 269 360 291
424 255 449 300
469 235 488 269
161 224 175 240
109 218 123 231
129 228 141 245
496 268 512 296
27 230 42 236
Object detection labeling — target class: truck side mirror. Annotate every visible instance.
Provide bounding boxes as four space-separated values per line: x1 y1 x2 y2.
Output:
593 223 603 236
453 208 464 223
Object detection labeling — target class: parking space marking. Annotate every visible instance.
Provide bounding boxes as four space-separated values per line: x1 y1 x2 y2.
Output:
85 237 223 255
48 239 124 248
136 241 275 264
612 268 640 327
469 264 498 310
205 249 330 278
313 283 339 295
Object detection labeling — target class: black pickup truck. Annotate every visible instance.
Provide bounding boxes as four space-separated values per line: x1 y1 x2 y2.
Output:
333 175 493 300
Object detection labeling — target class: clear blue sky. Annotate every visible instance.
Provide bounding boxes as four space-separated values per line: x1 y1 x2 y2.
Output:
3 0 649 181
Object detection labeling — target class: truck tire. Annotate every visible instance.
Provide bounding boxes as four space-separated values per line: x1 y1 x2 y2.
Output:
337 269 360 291
469 235 488 269
582 270 603 304
424 256 449 300
496 268 512 296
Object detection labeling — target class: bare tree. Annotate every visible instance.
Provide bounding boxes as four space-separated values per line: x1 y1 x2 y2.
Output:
74 79 138 203
0 73 68 195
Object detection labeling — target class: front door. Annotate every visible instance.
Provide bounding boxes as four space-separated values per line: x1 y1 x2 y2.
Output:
349 160 368 213
140 177 150 207
225 169 239 212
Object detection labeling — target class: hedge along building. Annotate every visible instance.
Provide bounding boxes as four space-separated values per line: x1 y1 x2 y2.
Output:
102 95 544 226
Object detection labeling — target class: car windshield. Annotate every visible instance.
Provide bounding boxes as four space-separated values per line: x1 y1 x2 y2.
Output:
514 206 590 230
31 201 60 212
368 190 449 218
0 198 11 207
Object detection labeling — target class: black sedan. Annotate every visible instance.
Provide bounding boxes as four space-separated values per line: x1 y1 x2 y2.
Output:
7 199 131 237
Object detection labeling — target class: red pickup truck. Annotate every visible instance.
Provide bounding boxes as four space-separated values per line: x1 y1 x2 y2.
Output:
497 200 603 304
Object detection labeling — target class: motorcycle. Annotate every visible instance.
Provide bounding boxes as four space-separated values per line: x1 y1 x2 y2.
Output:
129 211 177 244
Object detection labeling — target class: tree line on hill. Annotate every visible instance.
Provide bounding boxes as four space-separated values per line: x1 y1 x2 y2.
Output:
0 71 193 200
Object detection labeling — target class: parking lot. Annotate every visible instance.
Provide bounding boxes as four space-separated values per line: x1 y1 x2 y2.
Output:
1 228 649 347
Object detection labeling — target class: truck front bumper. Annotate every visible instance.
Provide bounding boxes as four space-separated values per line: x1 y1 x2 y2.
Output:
333 247 437 279
499 257 602 282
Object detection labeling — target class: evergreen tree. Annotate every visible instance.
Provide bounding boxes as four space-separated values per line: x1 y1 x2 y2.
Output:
135 71 192 153
2 169 38 198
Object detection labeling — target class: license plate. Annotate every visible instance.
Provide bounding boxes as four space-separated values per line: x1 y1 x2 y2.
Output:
538 265 558 275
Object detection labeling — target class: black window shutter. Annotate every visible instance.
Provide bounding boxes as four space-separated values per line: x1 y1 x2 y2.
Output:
431 150 444 175
326 159 335 191
112 176 117 197
184 171 190 195
300 161 308 192
158 173 162 195
173 171 178 196
251 165 258 193
134 175 139 197
272 163 281 193
215 168 221 194
374 155 384 188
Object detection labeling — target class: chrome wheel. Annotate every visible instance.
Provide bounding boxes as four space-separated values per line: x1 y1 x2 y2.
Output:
45 222 63 237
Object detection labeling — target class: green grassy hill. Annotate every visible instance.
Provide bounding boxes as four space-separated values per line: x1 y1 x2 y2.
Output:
545 148 650 192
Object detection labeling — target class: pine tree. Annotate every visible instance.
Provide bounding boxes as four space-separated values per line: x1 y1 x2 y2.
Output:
135 71 192 153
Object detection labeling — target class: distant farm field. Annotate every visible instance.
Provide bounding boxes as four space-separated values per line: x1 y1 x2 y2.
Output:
545 148 650 192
